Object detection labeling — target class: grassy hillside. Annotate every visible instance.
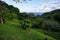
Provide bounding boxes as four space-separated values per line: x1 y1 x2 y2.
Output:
33 29 60 40
0 0 60 40
0 23 56 40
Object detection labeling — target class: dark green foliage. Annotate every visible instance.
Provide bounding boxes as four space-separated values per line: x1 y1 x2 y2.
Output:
18 12 28 20
44 20 59 31
0 0 60 32
42 9 60 22
0 0 60 40
40 9 60 31
28 13 35 19
20 19 32 30
0 1 20 23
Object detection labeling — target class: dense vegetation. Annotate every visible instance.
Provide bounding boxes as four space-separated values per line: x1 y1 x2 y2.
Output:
0 1 60 40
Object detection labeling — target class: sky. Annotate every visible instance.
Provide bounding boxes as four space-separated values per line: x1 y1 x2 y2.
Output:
1 0 60 13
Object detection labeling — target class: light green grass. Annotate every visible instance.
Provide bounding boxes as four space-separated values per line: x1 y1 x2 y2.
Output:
0 24 56 40
33 28 60 40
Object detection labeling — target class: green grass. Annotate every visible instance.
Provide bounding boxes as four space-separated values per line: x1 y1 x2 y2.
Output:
0 24 56 40
33 28 60 40
47 32 60 40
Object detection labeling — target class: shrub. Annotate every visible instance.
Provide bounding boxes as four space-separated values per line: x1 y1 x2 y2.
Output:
20 19 32 30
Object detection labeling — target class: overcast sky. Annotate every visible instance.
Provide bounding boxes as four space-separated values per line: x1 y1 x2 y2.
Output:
2 0 60 13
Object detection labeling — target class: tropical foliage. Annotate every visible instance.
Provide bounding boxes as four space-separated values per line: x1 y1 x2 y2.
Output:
0 1 60 40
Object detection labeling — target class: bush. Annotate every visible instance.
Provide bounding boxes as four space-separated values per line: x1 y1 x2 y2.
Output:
20 19 32 30
43 20 59 31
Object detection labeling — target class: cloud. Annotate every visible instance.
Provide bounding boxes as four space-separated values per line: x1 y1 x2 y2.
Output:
19 7 36 12
19 0 60 13
23 0 60 13
36 0 60 13
2 0 60 13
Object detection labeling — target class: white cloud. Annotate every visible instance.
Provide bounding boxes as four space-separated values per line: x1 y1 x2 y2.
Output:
19 7 36 12
36 0 60 13
2 0 60 13
19 0 60 13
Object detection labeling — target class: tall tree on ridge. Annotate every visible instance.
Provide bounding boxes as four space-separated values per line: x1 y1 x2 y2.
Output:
0 5 3 24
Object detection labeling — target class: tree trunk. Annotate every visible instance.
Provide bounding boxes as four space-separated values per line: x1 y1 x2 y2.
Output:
0 4 3 24
0 15 3 24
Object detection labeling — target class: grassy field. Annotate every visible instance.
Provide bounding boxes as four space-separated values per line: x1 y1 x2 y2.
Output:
0 23 56 40
33 28 60 40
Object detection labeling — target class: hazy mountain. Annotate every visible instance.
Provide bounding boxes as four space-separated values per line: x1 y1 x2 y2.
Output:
26 12 43 15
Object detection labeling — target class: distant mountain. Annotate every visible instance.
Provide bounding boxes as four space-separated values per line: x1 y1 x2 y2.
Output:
26 12 43 15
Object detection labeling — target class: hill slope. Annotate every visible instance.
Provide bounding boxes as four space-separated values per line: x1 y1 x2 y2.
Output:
0 24 56 40
0 1 58 40
41 9 60 23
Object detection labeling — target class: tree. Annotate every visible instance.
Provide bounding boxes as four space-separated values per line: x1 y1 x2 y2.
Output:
18 12 28 20
28 13 35 19
0 4 4 24
21 19 32 30
44 20 59 32
0 0 31 3
0 13 3 24
0 1 20 24
13 0 31 2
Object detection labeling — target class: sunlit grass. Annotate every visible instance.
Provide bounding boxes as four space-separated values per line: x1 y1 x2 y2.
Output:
0 23 56 40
